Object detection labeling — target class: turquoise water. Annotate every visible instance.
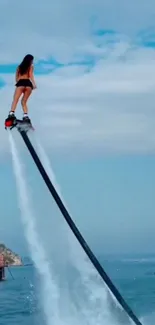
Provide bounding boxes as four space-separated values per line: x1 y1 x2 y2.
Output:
0 256 155 325
0 266 42 325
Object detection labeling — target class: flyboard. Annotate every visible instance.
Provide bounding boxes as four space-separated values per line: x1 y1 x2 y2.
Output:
4 116 34 133
4 114 143 325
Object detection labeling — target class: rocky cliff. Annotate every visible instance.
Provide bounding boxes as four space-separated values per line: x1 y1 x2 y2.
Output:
0 243 22 266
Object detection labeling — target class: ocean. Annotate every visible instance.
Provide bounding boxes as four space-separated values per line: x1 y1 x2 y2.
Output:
0 255 155 325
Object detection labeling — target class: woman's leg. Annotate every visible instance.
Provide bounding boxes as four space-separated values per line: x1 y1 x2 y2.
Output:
10 87 24 114
21 87 32 115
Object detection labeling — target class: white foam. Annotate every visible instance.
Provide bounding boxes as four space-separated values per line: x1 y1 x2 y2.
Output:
8 132 61 325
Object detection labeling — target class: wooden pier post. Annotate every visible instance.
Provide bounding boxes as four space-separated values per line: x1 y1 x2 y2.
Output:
0 254 5 281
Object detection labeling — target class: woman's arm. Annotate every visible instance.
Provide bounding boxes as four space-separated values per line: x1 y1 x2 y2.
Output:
15 67 19 82
29 65 37 89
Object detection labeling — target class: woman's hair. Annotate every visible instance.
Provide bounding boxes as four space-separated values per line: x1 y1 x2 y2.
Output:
18 54 34 75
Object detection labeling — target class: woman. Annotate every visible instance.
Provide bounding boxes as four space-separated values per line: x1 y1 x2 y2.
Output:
8 54 37 122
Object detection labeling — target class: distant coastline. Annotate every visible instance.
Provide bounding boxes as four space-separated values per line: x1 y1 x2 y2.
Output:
0 243 23 266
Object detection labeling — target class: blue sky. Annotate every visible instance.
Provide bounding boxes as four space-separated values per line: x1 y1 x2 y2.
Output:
2 150 155 256
0 0 155 257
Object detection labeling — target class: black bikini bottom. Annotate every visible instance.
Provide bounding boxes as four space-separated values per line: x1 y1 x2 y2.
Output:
15 79 33 89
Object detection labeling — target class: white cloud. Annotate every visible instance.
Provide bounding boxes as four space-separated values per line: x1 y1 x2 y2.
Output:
0 0 155 63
